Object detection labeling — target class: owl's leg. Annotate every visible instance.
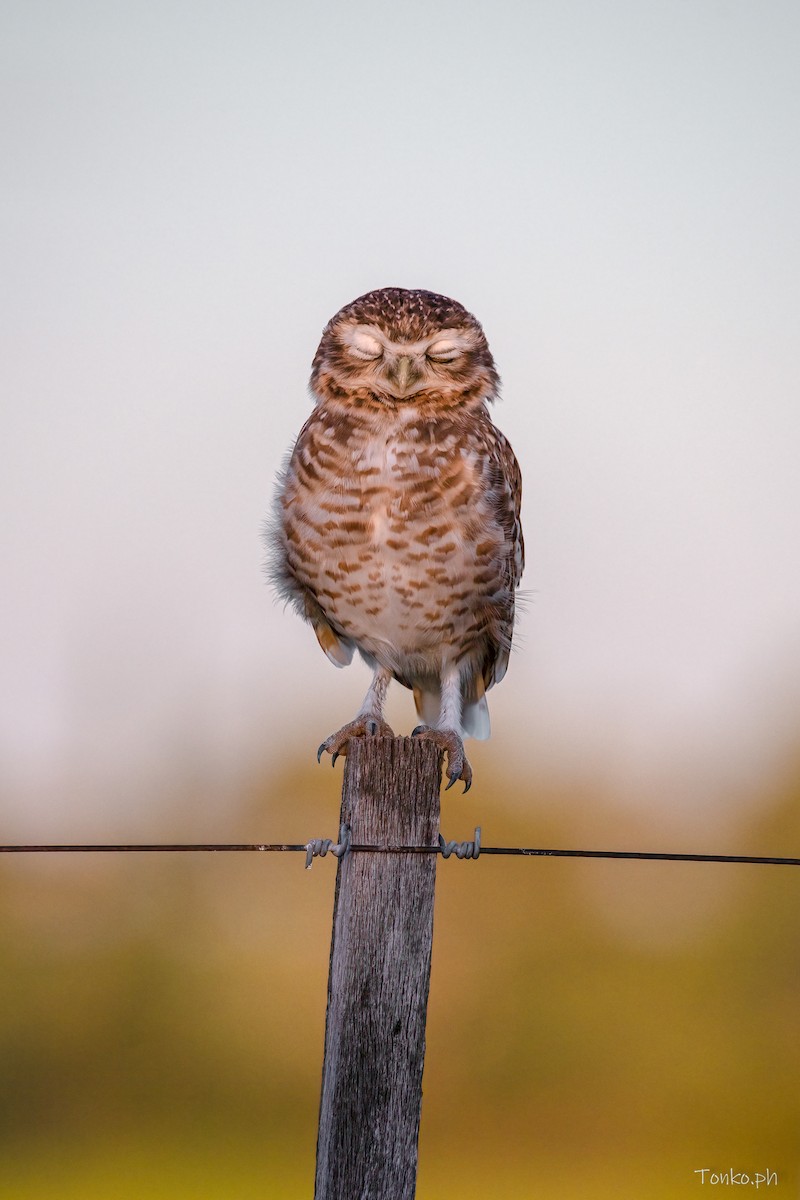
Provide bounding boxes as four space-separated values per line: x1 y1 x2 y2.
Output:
411 666 473 792
317 665 395 765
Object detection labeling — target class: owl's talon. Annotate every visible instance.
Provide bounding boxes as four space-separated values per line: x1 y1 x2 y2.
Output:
410 727 472 792
317 716 396 766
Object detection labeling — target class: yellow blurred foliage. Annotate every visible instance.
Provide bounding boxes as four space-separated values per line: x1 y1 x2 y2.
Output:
1 751 798 1198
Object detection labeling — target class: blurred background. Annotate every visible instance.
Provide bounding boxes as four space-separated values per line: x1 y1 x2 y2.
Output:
1 0 799 1195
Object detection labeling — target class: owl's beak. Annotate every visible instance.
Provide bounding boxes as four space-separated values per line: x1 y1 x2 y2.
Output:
386 354 421 398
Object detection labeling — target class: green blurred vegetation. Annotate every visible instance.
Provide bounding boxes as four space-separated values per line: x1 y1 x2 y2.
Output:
1 751 798 1198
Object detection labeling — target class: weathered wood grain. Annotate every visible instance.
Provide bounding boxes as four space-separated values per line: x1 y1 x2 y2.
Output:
314 736 442 1200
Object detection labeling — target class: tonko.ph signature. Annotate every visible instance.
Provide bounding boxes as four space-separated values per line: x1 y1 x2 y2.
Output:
695 1169 778 1187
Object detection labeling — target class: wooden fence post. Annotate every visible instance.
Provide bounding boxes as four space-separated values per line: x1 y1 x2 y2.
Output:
314 735 442 1200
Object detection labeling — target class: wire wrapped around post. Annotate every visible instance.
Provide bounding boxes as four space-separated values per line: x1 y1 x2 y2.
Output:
304 825 352 870
438 826 481 860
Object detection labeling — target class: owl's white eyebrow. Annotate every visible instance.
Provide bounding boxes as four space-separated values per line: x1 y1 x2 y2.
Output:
342 325 477 355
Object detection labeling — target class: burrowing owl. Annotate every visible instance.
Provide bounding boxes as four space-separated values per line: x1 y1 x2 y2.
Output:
269 287 524 790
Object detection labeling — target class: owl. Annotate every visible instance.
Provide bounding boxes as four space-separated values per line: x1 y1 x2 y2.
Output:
268 287 524 790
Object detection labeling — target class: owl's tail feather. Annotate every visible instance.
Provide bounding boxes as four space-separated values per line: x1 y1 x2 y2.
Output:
412 676 491 742
462 674 491 741
412 683 442 730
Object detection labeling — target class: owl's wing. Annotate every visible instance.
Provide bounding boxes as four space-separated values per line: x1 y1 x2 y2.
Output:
267 412 356 670
286 565 356 669
313 615 355 668
481 421 524 691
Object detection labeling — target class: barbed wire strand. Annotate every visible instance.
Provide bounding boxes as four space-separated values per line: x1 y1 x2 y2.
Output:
0 841 798 866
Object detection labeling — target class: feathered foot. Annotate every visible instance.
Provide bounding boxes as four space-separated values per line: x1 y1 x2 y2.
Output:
317 716 396 766
411 726 473 792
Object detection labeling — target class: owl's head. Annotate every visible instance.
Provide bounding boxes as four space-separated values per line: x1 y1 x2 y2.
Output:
310 287 499 413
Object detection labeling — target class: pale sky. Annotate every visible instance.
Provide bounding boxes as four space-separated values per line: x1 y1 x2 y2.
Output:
2 0 799 833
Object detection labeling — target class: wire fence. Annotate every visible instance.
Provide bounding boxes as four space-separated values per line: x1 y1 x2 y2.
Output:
1 837 799 866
